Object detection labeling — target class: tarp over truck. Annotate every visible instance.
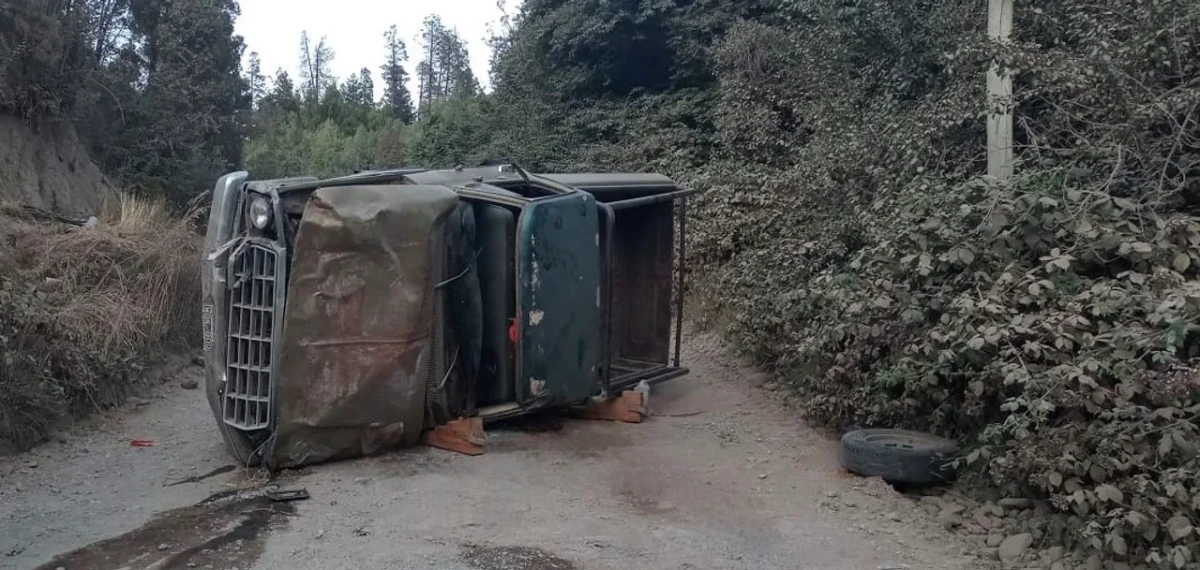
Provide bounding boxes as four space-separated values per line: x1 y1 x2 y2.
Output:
268 184 458 468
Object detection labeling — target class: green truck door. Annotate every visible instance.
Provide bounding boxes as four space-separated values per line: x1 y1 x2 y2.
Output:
515 192 601 406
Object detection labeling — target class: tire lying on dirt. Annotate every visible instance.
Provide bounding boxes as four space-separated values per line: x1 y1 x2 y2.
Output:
839 429 960 485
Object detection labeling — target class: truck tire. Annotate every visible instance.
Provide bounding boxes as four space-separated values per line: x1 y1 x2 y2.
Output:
839 429 960 485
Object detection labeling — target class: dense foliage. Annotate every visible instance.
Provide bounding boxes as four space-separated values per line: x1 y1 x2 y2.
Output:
241 18 486 178
2 0 250 203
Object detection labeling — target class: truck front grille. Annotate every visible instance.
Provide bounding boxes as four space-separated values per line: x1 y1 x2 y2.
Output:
223 243 279 431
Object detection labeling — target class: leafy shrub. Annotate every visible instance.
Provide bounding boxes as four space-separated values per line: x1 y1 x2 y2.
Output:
683 0 1200 564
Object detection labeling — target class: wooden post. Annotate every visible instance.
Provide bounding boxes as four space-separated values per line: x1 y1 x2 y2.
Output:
987 0 1015 182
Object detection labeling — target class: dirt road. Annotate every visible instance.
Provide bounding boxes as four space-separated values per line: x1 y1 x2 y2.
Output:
1 332 988 570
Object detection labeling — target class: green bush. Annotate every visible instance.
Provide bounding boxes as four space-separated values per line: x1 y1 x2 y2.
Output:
682 0 1200 564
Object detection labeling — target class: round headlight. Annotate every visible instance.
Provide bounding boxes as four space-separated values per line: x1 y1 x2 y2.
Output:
249 196 272 230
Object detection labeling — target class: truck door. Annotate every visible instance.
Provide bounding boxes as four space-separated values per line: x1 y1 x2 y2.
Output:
515 192 601 406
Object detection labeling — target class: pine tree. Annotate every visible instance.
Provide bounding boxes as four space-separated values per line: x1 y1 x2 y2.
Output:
299 31 335 103
246 51 266 107
416 15 478 120
381 24 415 123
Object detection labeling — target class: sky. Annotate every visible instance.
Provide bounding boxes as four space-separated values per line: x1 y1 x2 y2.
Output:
233 0 517 98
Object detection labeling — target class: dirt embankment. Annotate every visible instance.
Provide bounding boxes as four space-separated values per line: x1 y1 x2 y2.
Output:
0 114 112 217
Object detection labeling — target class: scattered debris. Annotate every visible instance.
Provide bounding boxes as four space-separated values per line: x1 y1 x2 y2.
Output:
180 378 199 390
263 486 310 503
164 465 236 487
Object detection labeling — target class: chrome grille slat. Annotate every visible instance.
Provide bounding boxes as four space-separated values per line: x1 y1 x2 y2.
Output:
223 243 278 431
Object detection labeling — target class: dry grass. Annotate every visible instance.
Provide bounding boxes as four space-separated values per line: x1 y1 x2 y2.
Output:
0 193 203 450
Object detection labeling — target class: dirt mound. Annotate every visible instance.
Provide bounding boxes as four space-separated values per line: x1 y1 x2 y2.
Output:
0 195 202 451
0 114 113 217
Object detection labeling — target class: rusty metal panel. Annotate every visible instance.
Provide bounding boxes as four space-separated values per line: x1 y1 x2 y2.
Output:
611 202 674 366
515 192 601 407
269 184 459 468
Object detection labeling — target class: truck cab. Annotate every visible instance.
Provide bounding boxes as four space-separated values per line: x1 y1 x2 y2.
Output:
201 165 692 468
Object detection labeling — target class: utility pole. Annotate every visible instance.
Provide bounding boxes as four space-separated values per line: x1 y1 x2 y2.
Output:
987 0 1014 182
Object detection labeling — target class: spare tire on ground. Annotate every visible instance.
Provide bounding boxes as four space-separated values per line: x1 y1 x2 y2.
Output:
839 429 960 486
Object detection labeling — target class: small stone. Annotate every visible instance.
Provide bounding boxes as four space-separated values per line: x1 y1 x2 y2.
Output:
192 355 205 366
974 513 997 530
998 497 1033 510
180 378 199 390
1085 553 1102 570
997 533 1033 563
887 512 901 522
758 473 768 479
990 504 1006 518
314 529 325 539
1050 563 1064 570
986 533 1004 547
56 567 65 570
942 503 967 516
763 382 778 391
1045 546 1065 562
826 490 840 498
26 461 37 469
935 511 961 528
965 523 987 535
131 397 150 407
157 543 169 551
14 484 24 493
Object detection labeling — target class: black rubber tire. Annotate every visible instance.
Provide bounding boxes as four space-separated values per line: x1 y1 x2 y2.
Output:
839 429 960 486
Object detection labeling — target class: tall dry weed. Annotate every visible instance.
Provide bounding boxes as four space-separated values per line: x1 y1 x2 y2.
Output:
0 193 203 450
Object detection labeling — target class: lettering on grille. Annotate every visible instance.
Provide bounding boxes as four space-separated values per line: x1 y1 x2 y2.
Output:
222 243 278 431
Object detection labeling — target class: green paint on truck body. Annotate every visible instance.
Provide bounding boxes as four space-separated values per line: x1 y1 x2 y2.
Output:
515 192 601 407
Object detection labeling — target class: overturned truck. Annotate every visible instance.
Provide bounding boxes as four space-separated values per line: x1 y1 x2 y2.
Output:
200 165 692 468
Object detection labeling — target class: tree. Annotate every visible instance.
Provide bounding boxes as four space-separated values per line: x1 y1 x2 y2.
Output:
416 15 478 119
381 24 415 123
260 69 299 114
120 0 250 199
357 68 374 107
299 31 335 102
342 67 374 108
246 51 266 106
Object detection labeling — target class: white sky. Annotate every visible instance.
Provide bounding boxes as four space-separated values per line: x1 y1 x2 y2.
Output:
234 0 518 97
